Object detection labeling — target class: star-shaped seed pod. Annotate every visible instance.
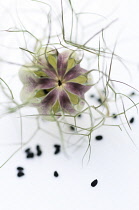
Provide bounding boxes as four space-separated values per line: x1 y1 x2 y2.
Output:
19 47 92 120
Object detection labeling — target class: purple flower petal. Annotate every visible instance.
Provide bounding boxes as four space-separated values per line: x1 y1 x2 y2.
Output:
59 90 76 114
37 78 56 89
57 51 72 78
65 82 92 97
38 88 59 115
37 47 57 65
64 65 87 81
42 66 57 79
37 48 57 79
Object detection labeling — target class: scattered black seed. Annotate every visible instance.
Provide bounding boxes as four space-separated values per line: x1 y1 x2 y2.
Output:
112 113 117 119
54 171 59 177
90 94 95 98
95 135 103 141
36 145 42 156
70 125 75 131
77 114 81 118
36 150 42 156
91 179 98 187
129 117 134 124
130 92 135 96
26 152 34 158
17 167 24 171
97 98 102 103
36 145 41 150
17 171 25 177
54 144 61 155
25 148 31 153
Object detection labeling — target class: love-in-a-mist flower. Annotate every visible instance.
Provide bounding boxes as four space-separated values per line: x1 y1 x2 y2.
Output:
19 47 92 120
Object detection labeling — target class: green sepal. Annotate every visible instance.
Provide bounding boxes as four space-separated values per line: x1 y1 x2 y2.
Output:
69 75 87 84
66 58 75 72
34 90 46 98
34 71 48 78
47 55 57 71
66 90 79 105
52 100 60 113
34 88 52 98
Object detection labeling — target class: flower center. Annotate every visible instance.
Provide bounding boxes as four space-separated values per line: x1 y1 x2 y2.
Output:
58 80 62 86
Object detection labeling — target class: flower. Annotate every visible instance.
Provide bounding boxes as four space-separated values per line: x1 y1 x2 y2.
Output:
19 47 92 120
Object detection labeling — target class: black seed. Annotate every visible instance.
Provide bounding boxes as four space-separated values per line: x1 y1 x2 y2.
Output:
36 145 40 150
54 144 61 155
54 171 59 177
25 148 31 153
36 145 42 156
130 92 135 96
129 117 134 124
36 145 41 150
17 167 24 171
91 179 98 187
90 94 95 98
95 135 103 141
26 152 34 158
97 98 102 103
112 113 117 119
37 150 42 156
77 114 82 118
70 125 75 131
17 171 25 177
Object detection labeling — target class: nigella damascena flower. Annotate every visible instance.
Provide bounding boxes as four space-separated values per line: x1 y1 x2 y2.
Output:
19 47 92 120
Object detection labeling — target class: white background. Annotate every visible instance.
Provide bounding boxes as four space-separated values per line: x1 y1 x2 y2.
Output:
0 0 139 210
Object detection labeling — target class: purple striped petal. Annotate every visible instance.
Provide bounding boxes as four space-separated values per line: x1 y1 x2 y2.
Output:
19 68 41 102
59 90 76 114
37 78 56 89
38 88 59 115
57 51 71 78
43 66 57 79
65 82 92 97
64 65 87 81
37 47 57 73
37 50 57 79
